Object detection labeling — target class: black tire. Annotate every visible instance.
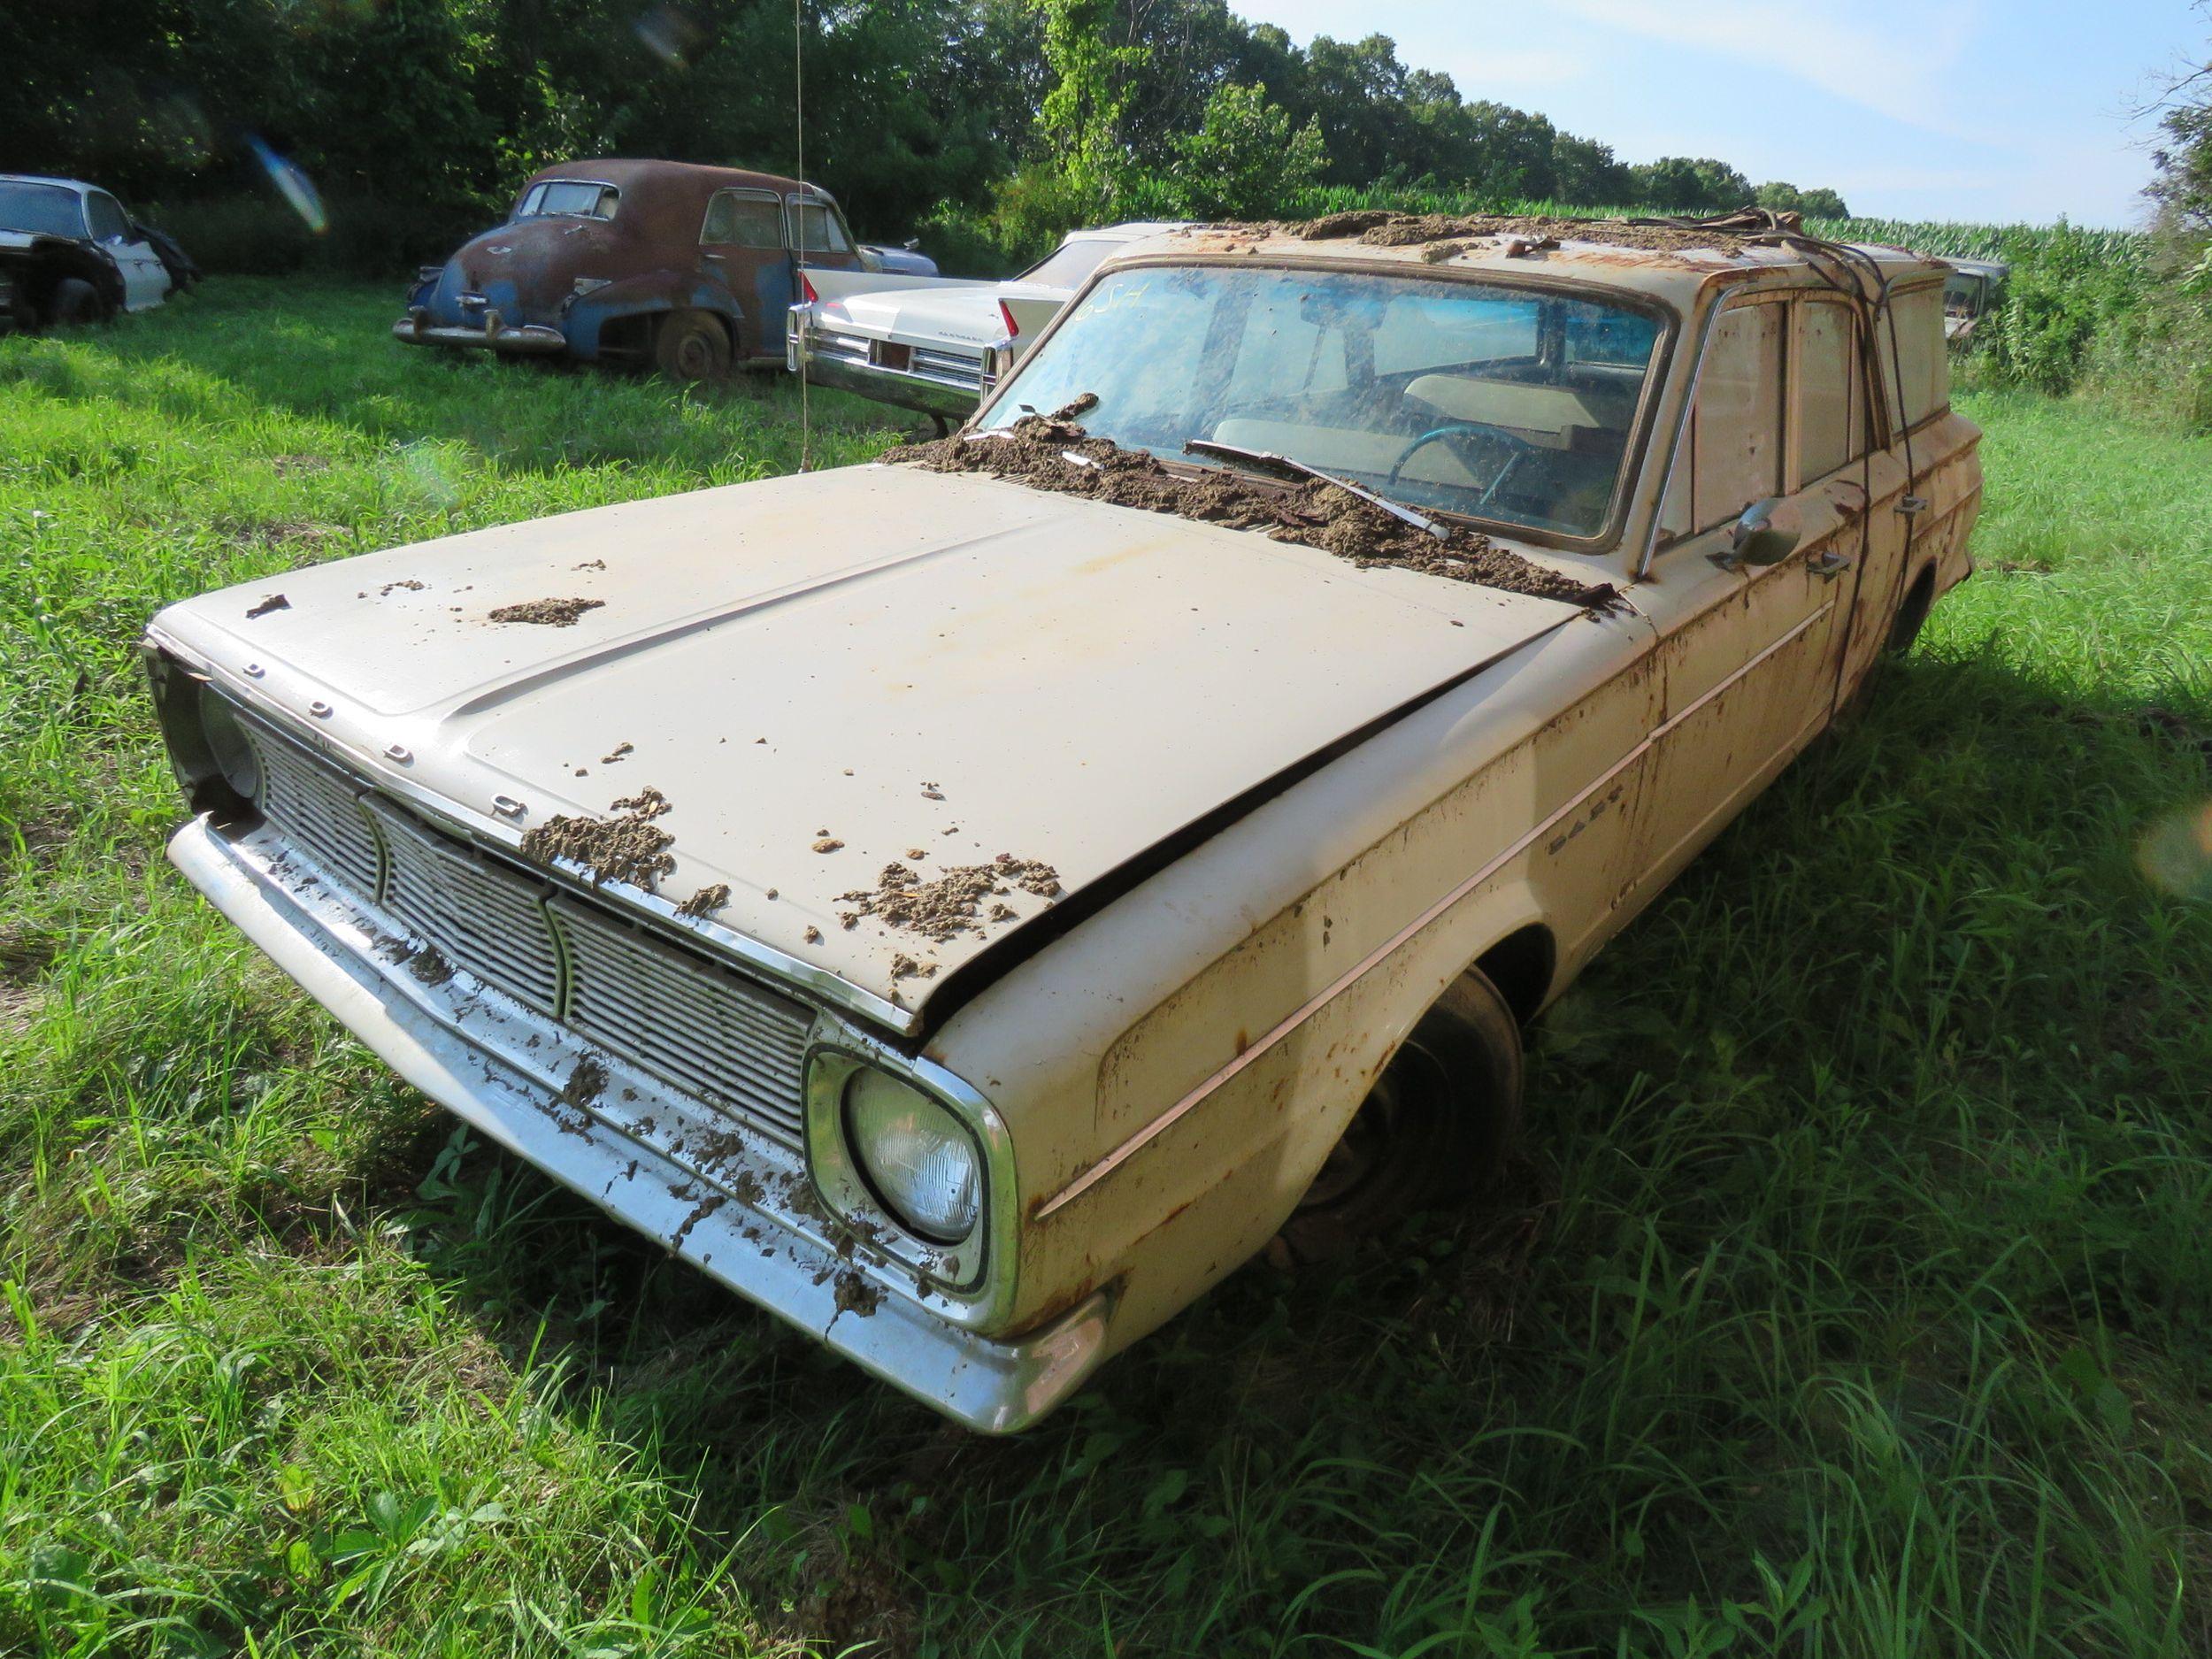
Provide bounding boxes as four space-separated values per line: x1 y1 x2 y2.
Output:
653 311 730 381
1279 968 1524 1262
48 278 105 329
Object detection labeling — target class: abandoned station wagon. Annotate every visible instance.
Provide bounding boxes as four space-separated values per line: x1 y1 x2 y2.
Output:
148 212 1979 1431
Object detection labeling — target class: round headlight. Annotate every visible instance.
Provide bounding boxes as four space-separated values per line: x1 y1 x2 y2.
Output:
841 1068 979 1244
198 693 260 801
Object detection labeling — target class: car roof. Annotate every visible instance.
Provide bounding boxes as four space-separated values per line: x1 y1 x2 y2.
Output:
0 175 96 196
525 158 825 200
1101 214 1953 308
1943 257 2011 279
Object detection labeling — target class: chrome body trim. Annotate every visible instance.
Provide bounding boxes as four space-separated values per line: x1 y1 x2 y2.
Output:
786 303 983 419
393 313 568 356
166 814 1095 1431
1034 596 1837 1221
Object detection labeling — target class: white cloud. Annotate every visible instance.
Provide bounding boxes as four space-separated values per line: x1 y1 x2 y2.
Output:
1551 0 1983 138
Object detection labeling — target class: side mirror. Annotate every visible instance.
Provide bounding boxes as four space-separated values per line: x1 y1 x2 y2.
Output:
1720 497 1801 569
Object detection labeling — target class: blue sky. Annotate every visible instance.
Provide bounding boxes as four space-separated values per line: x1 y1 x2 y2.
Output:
1232 0 2206 225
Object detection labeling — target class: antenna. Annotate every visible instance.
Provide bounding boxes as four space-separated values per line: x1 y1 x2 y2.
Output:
795 0 811 472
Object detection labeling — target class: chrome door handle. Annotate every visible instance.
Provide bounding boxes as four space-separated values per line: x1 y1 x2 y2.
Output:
1809 549 1855 581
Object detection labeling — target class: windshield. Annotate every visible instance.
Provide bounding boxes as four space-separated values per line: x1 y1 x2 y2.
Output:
517 180 618 221
1017 238 1114 290
980 264 1664 539
0 181 88 239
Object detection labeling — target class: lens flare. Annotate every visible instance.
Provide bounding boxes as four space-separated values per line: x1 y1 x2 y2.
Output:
247 136 327 234
2139 801 2212 901
634 4 700 65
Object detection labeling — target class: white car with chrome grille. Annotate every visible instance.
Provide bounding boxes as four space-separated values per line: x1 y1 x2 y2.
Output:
145 213 1979 1431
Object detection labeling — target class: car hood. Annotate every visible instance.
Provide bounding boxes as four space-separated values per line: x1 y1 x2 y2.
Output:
445 216 626 313
149 465 1584 1027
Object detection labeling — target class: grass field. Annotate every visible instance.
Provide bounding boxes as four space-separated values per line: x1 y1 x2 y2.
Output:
2 280 2209 1658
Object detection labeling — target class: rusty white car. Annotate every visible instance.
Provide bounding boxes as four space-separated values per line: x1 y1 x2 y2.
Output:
142 212 1978 1432
786 222 1185 424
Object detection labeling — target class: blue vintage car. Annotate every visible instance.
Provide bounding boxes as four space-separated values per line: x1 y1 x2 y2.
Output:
395 157 865 380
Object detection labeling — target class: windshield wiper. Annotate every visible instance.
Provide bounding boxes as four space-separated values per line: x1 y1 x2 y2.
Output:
1182 440 1448 541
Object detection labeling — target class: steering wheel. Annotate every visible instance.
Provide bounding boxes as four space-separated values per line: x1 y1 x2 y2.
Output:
1387 421 1538 508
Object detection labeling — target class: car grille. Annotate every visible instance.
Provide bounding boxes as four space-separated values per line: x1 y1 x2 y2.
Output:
240 712 814 1147
910 346 983 388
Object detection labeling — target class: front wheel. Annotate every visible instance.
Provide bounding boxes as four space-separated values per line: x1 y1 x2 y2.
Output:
653 311 730 381
48 278 106 329
1279 969 1524 1262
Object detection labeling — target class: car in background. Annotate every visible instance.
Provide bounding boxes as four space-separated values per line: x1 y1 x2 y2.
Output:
860 241 939 277
0 174 194 331
396 158 866 380
787 222 1185 424
1941 257 2008 343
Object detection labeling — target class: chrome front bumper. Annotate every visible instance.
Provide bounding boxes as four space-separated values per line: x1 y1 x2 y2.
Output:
167 815 1111 1432
393 308 567 356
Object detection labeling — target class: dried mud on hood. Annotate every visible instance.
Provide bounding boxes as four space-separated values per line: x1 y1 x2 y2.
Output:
887 410 1617 610
838 854 1064 946
489 596 605 626
520 787 677 891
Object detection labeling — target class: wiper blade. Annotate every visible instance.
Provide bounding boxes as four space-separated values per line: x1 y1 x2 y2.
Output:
1182 439 1448 541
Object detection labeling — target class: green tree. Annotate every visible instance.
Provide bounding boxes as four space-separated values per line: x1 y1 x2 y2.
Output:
1167 81 1326 219
1030 0 1149 211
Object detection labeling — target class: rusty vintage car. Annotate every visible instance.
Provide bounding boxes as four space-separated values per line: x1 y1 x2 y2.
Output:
396 158 864 379
147 213 1978 1431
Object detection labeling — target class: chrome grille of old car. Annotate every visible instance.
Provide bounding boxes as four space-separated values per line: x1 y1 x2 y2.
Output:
552 898 810 1142
239 714 812 1148
910 346 983 388
254 726 381 894
367 800 562 1014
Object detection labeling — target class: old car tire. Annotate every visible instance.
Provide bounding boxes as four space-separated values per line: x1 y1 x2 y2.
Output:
49 278 105 329
1279 969 1524 1262
655 311 730 381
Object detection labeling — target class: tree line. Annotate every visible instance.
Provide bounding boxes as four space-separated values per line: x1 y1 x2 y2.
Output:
5 0 1851 273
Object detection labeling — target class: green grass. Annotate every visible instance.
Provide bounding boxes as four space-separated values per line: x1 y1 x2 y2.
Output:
3 283 2209 1657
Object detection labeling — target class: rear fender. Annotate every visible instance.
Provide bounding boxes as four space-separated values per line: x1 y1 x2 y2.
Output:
565 270 745 358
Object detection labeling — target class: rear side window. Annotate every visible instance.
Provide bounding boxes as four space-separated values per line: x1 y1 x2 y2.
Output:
1017 239 1115 289
702 190 784 249
1664 301 1784 538
1795 297 1866 484
789 199 851 254
1882 282 1949 431
85 192 131 242
0 180 88 238
518 181 618 221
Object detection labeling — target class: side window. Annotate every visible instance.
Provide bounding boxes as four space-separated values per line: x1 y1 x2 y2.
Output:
1881 282 1949 432
1689 302 1785 534
516 183 547 219
702 190 784 250
1795 297 1865 484
86 192 130 242
788 199 851 254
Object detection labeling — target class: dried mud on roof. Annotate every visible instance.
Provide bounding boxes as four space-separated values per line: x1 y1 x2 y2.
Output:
521 786 677 891
1281 208 1786 255
887 411 1616 609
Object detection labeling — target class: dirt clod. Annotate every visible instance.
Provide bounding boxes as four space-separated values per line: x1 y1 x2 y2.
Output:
406 946 454 987
812 838 844 854
1285 208 1794 255
520 786 676 891
488 596 604 626
601 741 633 764
833 1269 884 1317
804 925 823 944
379 580 426 595
838 853 1061 944
245 593 289 618
676 882 729 918
887 415 1615 608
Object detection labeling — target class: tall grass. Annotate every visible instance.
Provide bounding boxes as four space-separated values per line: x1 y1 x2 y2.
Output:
1 287 2208 1655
